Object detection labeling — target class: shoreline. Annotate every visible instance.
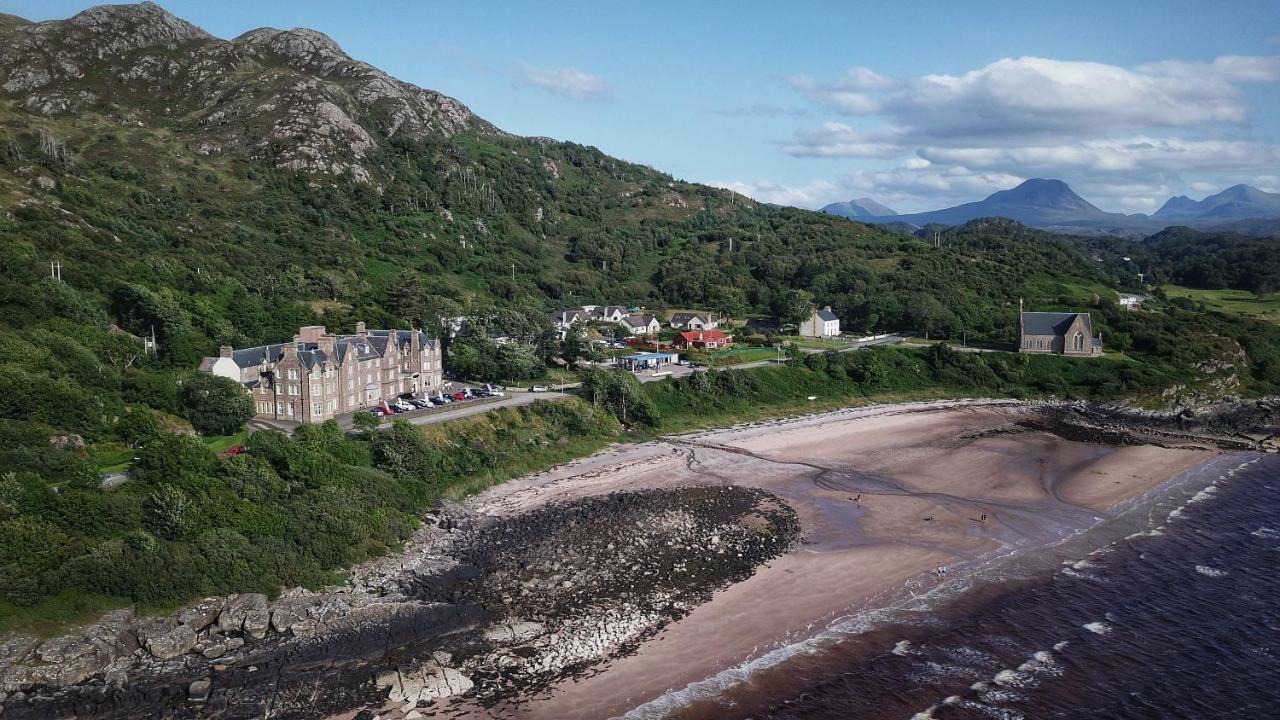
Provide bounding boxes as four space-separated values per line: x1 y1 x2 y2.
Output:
0 398 1256 720
391 399 1223 719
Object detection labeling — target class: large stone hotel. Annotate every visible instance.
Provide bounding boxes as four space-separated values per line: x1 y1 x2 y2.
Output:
199 323 443 424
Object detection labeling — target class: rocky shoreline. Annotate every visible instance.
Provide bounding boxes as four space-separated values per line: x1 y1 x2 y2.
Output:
2 398 1275 720
0 486 800 719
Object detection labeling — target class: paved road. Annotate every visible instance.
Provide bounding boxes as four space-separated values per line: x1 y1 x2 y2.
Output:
397 390 572 426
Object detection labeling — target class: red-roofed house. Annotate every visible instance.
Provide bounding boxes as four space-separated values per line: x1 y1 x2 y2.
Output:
674 329 734 350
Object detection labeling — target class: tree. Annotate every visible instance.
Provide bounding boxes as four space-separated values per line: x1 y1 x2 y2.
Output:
579 368 658 426
560 322 588 368
352 411 381 433
180 373 254 436
772 288 813 329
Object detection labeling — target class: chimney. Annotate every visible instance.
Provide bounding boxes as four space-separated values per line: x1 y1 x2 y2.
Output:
355 321 367 337
411 327 421 354
281 342 298 360
219 345 233 358
317 333 337 358
298 325 326 343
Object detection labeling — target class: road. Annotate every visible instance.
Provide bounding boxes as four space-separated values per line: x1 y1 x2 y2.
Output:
397 390 572 426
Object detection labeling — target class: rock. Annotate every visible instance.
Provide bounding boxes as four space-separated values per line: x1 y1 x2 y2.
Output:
177 598 225 631
187 678 211 702
217 593 268 633
48 433 85 452
144 624 197 660
201 645 226 660
3 610 139 690
33 176 55 191
376 661 473 703
483 620 545 644
243 610 270 640
225 638 244 651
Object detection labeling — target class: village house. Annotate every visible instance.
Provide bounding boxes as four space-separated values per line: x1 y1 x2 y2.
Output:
198 323 443 424
673 329 733 350
618 313 661 337
799 306 841 338
1018 311 1102 356
587 305 628 323
668 312 718 330
550 309 590 330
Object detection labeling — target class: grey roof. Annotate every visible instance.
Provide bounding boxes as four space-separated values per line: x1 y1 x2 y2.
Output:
1021 312 1090 337
670 312 711 324
622 314 657 327
222 329 436 371
816 308 839 322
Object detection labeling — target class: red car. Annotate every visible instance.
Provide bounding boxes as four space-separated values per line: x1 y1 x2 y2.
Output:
454 390 468 401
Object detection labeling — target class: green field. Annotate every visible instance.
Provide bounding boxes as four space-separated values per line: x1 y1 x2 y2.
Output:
1164 285 1280 324
711 347 782 366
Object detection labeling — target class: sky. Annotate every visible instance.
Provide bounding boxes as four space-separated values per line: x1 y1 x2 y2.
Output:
4 1 1280 214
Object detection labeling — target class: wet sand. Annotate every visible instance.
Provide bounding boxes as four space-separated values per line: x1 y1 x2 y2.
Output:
382 399 1218 720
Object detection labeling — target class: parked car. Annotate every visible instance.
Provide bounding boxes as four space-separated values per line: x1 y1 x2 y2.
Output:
531 385 549 393
409 398 431 409
392 400 415 412
484 384 505 398
453 391 468 401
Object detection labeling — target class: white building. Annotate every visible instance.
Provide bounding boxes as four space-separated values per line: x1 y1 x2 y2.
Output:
799 306 840 338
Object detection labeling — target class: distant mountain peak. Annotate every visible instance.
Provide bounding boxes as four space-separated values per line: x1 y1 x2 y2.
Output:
989 178 1099 211
821 197 896 220
1153 184 1280 221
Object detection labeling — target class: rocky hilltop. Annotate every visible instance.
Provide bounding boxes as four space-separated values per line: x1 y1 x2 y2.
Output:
0 1 496 182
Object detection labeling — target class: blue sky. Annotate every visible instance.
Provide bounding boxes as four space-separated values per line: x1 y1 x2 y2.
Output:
5 1 1280 213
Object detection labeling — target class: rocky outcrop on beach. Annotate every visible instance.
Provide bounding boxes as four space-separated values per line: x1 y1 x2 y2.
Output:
0 486 799 719
1030 399 1280 452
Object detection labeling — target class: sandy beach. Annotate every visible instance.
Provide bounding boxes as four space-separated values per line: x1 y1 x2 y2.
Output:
422 399 1217 720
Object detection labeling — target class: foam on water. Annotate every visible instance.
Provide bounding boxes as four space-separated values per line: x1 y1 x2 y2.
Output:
1082 621 1113 635
1195 565 1228 578
892 640 914 657
1252 526 1279 540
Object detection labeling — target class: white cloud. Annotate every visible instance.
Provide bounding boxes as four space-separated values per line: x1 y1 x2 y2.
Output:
917 137 1280 174
516 64 610 101
780 122 904 158
708 179 844 208
790 55 1280 143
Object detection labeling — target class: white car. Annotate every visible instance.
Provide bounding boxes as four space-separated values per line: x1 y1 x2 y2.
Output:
392 400 415 412
484 384 505 398
531 385 549 393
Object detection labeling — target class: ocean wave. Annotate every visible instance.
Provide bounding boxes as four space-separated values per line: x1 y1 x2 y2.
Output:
1053 640 1069 651
1252 526 1280 540
957 699 1026 720
993 669 1034 688
1195 565 1228 578
1083 621 1113 635
1188 486 1219 504
892 639 914 656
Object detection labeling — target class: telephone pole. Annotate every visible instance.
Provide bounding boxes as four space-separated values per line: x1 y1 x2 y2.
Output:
50 261 62 281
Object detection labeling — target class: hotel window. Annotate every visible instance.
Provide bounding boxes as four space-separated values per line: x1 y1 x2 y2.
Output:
289 384 299 396
313 402 323 416
311 382 321 395
288 369 298 380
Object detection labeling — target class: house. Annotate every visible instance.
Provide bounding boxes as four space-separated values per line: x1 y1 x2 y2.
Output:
619 313 661 336
589 305 628 323
799 306 840 338
551 309 590 330
669 312 718 330
198 322 443 424
1019 312 1102 356
618 352 679 371
674 329 733 350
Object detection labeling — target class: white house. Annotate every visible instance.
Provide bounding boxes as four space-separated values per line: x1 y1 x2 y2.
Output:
551 309 590 329
589 305 628 323
799 306 840 338
668 312 718 330
618 313 661 337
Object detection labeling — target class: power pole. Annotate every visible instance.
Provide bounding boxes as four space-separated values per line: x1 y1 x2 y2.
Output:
511 263 516 282
50 261 61 281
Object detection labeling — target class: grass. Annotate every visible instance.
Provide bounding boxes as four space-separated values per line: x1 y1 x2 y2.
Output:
88 442 135 474
710 347 781 366
788 336 857 350
1164 285 1280 324
203 430 248 454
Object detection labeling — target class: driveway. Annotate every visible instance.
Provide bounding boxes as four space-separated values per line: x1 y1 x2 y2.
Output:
395 390 572 427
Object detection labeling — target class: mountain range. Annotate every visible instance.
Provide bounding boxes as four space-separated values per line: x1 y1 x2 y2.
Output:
824 180 1280 237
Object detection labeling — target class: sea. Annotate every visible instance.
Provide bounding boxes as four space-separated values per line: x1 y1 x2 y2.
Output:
651 452 1280 720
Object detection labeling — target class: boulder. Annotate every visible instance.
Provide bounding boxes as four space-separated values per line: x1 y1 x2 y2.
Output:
242 610 270 640
217 593 268 633
144 624 197 660
177 598 225 631
482 620 545 644
188 678 211 702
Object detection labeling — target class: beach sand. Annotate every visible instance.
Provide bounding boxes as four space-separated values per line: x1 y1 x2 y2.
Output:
391 400 1217 720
